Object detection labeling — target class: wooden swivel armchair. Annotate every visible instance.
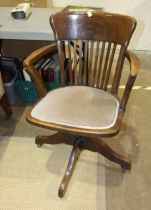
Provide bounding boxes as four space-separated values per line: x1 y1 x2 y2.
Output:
23 12 140 198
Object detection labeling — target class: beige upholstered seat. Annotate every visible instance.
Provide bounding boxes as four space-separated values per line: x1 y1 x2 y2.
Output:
31 86 119 130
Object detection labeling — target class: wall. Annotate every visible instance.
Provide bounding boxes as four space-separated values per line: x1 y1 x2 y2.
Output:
102 0 150 51
52 0 101 8
50 0 150 51
0 0 23 6
0 0 47 7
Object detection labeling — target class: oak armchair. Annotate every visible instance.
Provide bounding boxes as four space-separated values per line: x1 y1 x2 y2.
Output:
23 12 140 198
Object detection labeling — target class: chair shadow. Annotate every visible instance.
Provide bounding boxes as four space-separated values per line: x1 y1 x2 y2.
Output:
104 122 140 187
0 103 27 160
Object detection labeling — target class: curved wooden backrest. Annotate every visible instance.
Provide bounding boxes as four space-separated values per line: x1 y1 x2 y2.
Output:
50 12 136 46
50 12 137 94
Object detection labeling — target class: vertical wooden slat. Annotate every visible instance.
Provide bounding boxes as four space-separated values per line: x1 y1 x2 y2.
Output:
91 41 100 87
96 41 105 88
73 41 78 85
57 41 65 86
67 41 73 84
83 40 88 85
78 41 83 85
88 41 94 86
103 43 117 90
111 46 125 94
100 42 111 89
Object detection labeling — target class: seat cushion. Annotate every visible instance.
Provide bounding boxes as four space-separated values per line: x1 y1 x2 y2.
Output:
31 86 119 130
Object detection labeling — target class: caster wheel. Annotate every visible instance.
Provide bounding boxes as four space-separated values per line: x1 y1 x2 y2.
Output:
121 168 126 173
37 144 43 148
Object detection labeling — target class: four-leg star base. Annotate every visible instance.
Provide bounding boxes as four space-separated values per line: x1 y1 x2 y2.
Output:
35 132 131 198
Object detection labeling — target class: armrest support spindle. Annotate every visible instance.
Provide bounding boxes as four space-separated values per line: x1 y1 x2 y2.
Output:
120 50 140 112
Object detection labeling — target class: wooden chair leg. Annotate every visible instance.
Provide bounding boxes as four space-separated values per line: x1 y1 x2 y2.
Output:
35 133 66 147
81 138 131 170
58 142 81 198
0 95 12 117
35 133 81 147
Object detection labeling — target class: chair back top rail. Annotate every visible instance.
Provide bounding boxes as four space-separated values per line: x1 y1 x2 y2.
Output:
50 12 136 46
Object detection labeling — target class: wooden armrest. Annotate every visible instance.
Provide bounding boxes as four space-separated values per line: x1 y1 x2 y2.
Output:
23 44 58 97
125 50 140 76
120 51 140 112
23 43 57 67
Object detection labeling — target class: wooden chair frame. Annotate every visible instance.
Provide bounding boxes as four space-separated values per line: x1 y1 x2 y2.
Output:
23 12 140 198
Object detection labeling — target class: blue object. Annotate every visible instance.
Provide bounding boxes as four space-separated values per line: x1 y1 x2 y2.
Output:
15 80 39 104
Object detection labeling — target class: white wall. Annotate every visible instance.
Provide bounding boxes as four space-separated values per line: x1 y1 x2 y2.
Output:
102 0 151 51
50 0 151 51
52 0 101 8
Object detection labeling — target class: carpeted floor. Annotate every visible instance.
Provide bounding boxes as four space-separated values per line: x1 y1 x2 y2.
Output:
0 51 151 210
0 136 106 210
